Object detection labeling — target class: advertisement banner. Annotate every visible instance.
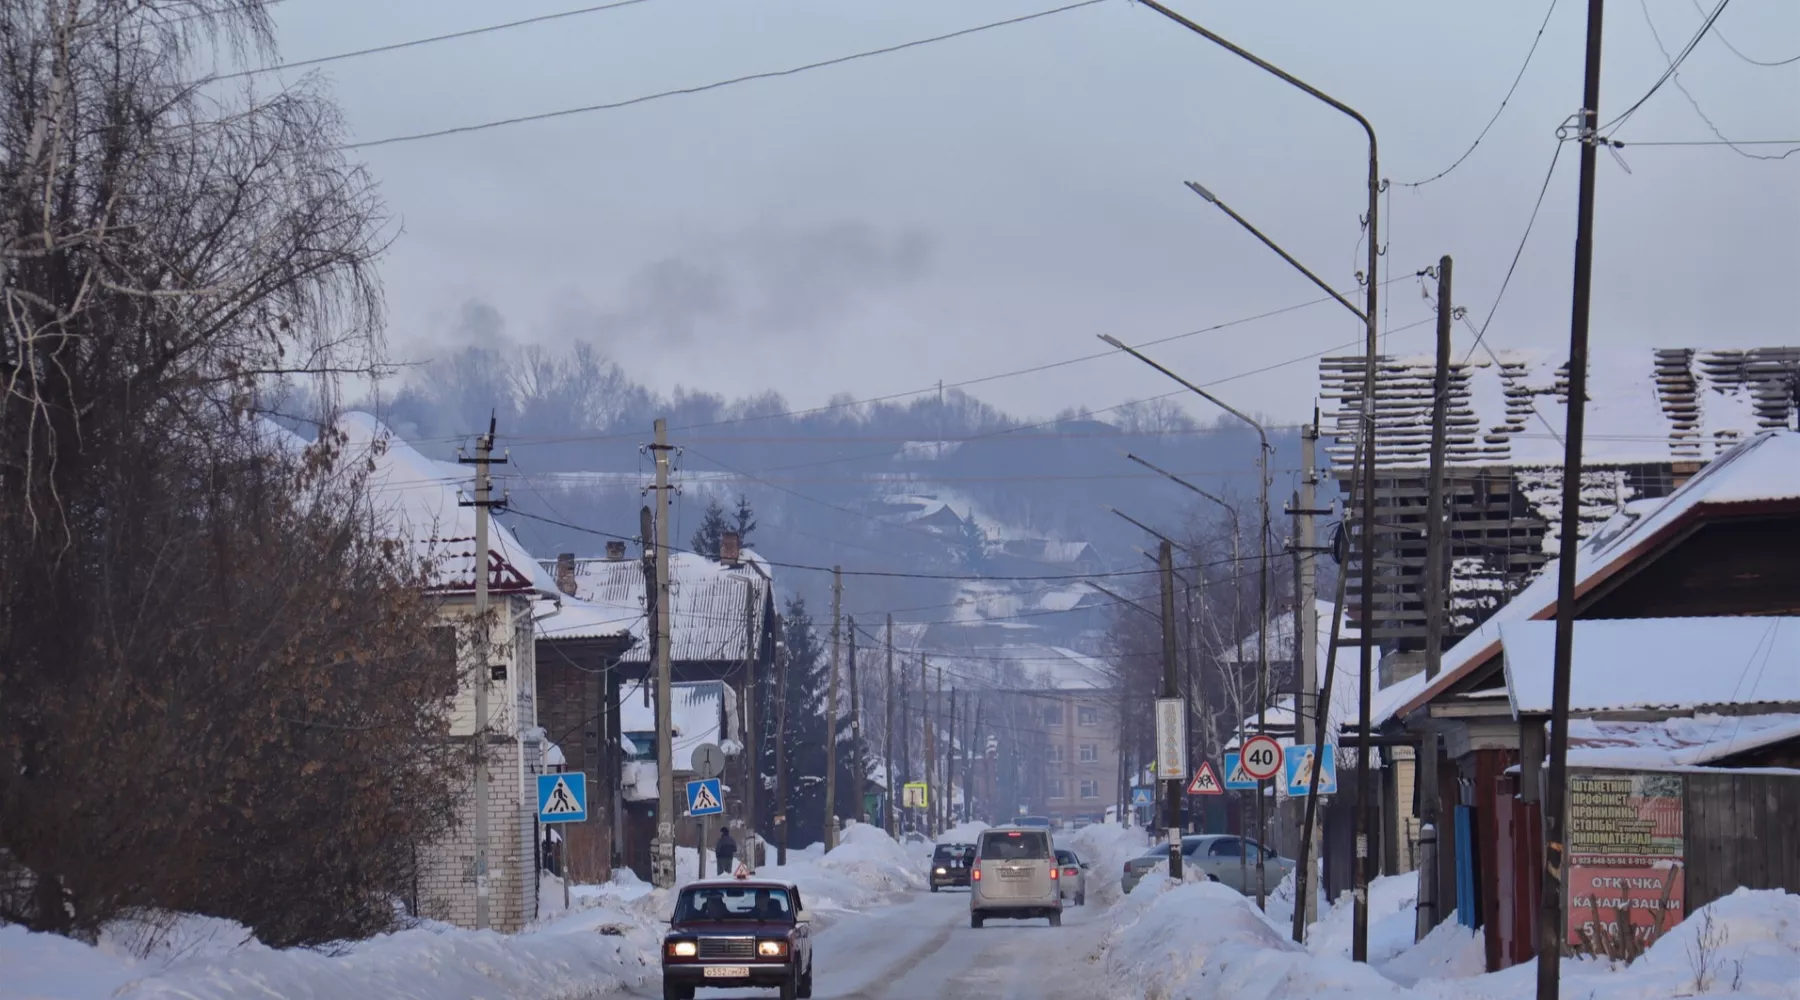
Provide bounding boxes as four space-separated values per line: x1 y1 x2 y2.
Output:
1565 771 1686 949
1155 698 1187 780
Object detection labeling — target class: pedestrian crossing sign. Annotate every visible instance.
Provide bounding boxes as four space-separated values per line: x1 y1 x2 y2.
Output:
537 772 588 823
1283 745 1338 796
1130 786 1153 807
686 777 724 817
1187 761 1223 796
1220 753 1259 791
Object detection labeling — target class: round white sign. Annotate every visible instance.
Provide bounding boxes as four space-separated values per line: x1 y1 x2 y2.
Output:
1240 734 1283 782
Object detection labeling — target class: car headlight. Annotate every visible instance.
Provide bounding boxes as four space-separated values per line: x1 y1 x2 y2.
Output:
935 867 947 874
757 940 787 957
668 941 697 957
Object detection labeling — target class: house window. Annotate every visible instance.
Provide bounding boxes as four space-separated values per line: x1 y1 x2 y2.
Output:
1078 743 1098 763
1047 778 1067 799
1042 704 1063 726
1078 705 1098 726
1079 779 1100 800
1047 744 1065 764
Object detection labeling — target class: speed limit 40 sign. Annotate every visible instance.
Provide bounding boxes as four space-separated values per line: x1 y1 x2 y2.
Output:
1240 734 1283 782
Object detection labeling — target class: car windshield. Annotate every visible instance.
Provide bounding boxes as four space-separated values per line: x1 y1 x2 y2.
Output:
980 830 1050 860
673 885 793 923
933 844 970 861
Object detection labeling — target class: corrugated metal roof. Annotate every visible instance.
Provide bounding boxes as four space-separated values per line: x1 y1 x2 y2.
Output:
546 551 771 664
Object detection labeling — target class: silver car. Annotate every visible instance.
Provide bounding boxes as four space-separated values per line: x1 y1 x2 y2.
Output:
969 827 1061 928
1187 835 1294 894
1053 848 1088 906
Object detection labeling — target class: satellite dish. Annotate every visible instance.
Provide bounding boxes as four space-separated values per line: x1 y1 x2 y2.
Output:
1328 521 1348 566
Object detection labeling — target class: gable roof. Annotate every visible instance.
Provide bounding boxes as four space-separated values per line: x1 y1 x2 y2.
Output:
1502 617 1800 716
1378 430 1800 725
339 412 559 598
549 551 771 664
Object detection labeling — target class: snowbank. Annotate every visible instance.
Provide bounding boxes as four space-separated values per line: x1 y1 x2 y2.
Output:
934 820 989 845
1060 822 1156 907
0 909 655 1000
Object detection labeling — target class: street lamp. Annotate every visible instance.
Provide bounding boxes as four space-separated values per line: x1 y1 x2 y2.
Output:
1100 334 1274 908
1128 0 1383 958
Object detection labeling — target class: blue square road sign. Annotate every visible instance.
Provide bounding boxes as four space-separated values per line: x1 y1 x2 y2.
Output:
1221 753 1259 791
687 777 725 817
537 771 588 823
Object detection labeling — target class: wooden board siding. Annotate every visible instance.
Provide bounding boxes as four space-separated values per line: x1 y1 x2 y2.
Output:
1683 772 1800 912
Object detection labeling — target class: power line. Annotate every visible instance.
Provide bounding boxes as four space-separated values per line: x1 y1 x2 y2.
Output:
1400 0 1562 188
1636 0 1794 161
1617 138 1800 147
340 0 1111 150
1602 0 1734 135
1460 137 1566 363
1687 0 1800 67
212 0 660 82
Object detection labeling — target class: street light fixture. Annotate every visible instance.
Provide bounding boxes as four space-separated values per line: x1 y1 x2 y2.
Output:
1127 0 1383 957
1099 333 1274 909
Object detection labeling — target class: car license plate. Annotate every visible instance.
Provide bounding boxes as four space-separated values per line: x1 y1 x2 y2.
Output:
1000 868 1029 879
703 966 750 978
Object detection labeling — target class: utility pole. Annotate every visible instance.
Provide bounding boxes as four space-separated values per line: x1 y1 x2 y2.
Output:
1294 415 1325 933
849 617 863 825
884 615 896 836
742 581 759 870
649 419 676 889
1158 540 1183 880
459 417 506 929
899 659 911 834
923 656 936 837
775 613 789 866
935 667 945 834
1541 4 1606 996
948 689 958 827
971 696 984 823
824 567 842 850
1418 254 1454 940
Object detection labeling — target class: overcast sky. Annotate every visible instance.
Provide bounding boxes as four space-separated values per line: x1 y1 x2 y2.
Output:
258 0 1798 425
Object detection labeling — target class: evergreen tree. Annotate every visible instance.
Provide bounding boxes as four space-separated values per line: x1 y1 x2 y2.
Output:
690 496 730 558
733 493 758 548
754 596 863 850
956 513 988 571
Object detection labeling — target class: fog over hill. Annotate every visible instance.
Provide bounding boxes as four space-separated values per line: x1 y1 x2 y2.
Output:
342 306 1316 667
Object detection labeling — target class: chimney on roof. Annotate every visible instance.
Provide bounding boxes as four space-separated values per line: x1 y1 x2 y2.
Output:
720 531 741 566
555 553 578 597
605 540 627 562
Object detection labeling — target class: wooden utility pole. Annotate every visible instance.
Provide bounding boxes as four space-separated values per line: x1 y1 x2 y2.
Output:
459 417 506 928
899 656 911 833
1418 254 1454 940
971 696 984 824
824 567 842 849
923 656 935 837
649 419 676 888
741 581 759 870
947 689 958 827
849 616 863 824
775 614 789 866
884 615 896 836
935 667 945 834
1541 4 1606 995
1158 540 1183 880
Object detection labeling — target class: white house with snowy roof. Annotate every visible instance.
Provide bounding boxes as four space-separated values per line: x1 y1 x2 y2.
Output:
338 412 561 933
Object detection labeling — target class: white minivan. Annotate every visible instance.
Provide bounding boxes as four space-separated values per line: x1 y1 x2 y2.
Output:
969 826 1061 928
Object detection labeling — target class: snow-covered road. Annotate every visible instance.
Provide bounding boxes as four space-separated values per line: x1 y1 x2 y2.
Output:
628 888 1109 1000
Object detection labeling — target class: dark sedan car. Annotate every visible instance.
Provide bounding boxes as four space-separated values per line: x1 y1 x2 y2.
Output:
930 842 975 891
662 875 814 1000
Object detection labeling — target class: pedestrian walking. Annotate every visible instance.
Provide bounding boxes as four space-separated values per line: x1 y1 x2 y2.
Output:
715 827 737 875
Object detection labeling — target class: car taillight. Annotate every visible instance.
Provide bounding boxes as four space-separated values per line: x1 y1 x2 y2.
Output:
971 866 981 881
1123 862 1132 875
1050 866 1059 880
1065 867 1078 877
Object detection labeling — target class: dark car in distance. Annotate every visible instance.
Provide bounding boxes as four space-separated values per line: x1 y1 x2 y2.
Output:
930 842 975 891
661 874 814 1000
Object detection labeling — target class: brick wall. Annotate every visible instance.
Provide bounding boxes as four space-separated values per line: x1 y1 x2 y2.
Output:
417 741 540 932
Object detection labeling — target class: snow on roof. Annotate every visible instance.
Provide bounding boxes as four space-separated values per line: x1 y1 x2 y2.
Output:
550 551 770 663
618 679 738 772
339 413 559 597
1224 602 1411 756
1220 600 1360 665
1502 617 1800 716
1321 346 1799 470
1378 430 1800 726
1556 713 1800 771
893 440 962 462
932 644 1115 690
536 596 637 642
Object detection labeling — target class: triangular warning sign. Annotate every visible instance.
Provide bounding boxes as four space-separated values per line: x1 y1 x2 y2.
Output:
734 862 752 879
1188 761 1223 796
690 782 722 813
541 776 583 815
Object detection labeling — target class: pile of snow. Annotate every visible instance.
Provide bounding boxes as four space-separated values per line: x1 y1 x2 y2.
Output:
1059 822 1156 907
0 908 656 1000
934 820 989 845
1309 873 1422 966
